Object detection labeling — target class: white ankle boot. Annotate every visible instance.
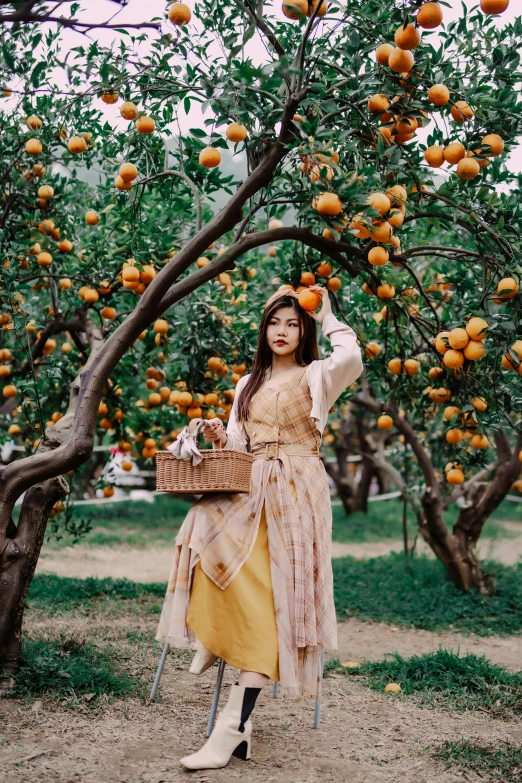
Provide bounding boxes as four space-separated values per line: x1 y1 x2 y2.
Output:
189 639 218 675
180 684 252 770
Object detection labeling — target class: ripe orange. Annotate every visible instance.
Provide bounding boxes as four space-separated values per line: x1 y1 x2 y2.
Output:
456 157 480 180
154 319 169 334
444 142 466 164
481 133 504 156
119 162 138 182
37 185 54 199
2 384 17 398
226 123 247 142
316 262 333 277
435 331 450 354
67 136 87 154
428 84 450 106
101 307 116 320
447 468 464 485
365 342 381 359
388 209 404 228
25 138 42 155
313 192 343 216
120 101 138 120
451 100 474 123
471 434 489 449
82 288 99 303
136 115 155 134
368 246 389 266
115 175 133 190
282 0 308 18
471 397 487 412
396 116 417 135
368 94 390 114
26 115 42 129
377 283 395 299
57 239 73 253
443 405 461 421
480 0 509 13
199 147 221 168
388 358 402 375
101 91 118 104
497 277 519 298
327 277 341 292
178 391 193 406
122 266 140 283
349 213 370 239
367 192 391 215
403 358 420 376
386 184 408 205
443 349 464 369
377 414 393 430
268 218 284 230
446 428 463 444
300 271 316 286
388 48 414 73
298 289 322 311
168 2 192 25
448 328 469 349
424 146 445 167
417 2 443 28
369 221 393 243
37 251 52 266
466 317 488 340
85 210 100 225
463 340 486 361
394 23 421 49
375 43 394 66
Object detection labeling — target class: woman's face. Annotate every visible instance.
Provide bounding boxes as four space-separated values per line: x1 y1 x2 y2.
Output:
266 306 301 357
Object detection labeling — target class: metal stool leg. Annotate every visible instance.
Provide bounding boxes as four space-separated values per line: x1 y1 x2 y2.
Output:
206 658 226 737
313 648 325 729
150 642 170 700
273 681 279 698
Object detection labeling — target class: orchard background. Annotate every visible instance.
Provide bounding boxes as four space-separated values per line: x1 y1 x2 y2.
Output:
1 1 522 781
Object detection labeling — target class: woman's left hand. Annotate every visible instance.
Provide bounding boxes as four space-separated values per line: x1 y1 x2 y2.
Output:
306 285 332 324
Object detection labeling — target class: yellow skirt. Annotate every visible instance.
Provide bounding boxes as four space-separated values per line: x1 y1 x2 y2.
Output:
187 506 279 681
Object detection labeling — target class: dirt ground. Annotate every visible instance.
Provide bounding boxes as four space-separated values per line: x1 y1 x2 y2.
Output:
35 524 522 583
2 603 521 783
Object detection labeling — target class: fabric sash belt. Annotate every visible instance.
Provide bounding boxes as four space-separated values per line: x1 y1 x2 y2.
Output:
252 442 319 481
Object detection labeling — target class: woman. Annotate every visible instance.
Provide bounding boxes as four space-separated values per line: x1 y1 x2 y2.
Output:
156 286 363 770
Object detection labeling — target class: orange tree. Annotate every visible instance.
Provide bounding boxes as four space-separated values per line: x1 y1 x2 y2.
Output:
0 0 521 678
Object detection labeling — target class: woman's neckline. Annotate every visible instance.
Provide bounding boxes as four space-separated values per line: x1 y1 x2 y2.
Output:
259 366 307 392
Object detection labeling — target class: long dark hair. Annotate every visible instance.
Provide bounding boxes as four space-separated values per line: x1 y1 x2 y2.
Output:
236 295 319 421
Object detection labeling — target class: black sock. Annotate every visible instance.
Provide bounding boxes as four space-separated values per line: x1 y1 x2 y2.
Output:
235 683 262 733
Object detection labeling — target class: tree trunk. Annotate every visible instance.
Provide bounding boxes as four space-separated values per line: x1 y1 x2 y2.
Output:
0 475 69 691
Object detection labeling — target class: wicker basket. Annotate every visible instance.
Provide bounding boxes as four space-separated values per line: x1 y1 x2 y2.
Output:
156 449 253 494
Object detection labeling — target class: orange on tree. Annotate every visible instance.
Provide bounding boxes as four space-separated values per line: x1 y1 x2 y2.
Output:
119 162 138 182
307 0 328 17
368 246 389 266
403 359 420 376
120 101 138 120
377 414 393 430
466 317 488 340
386 184 407 205
424 146 445 167
388 47 414 73
313 192 343 216
316 262 333 277
451 101 474 123
369 221 392 242
199 147 221 168
57 239 72 253
443 349 465 369
497 277 519 298
365 342 381 359
417 2 443 28
463 340 486 361
388 358 402 375
444 142 466 164
115 175 133 190
448 328 469 349
85 210 100 225
136 115 155 134
457 157 480 180
26 115 42 129
367 192 391 215
375 43 394 66
394 24 421 50
25 138 42 155
471 397 488 412
2 384 17 398
388 209 404 228
67 136 87 154
226 123 247 142
168 2 192 25
447 468 465 485
282 0 308 19
471 434 489 449
446 428 463 445
428 84 450 106
480 0 509 14
377 283 394 299
327 277 341 292
367 94 390 114
153 319 168 334
481 133 504 156
300 271 315 286
37 251 52 266
444 406 461 421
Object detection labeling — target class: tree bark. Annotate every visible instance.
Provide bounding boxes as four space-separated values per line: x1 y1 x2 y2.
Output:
0 474 69 690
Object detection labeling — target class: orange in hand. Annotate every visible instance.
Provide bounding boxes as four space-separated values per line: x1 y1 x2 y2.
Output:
298 288 322 311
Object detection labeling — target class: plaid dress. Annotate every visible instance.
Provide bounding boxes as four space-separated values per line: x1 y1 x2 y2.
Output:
156 369 337 697
156 314 363 697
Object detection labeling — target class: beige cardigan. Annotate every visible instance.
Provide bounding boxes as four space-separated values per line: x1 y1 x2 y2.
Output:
223 312 363 450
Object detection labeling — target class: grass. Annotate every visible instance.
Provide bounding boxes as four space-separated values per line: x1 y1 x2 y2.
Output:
29 553 522 637
12 636 143 705
331 649 522 718
331 498 520 544
332 552 522 636
41 494 521 550
28 573 166 614
433 739 522 782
